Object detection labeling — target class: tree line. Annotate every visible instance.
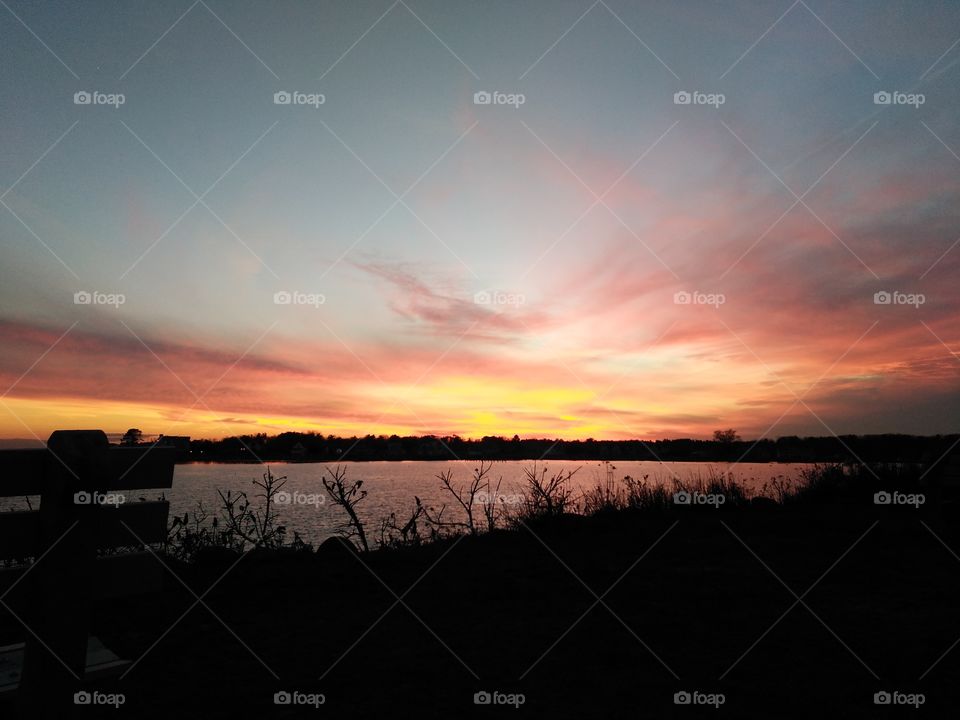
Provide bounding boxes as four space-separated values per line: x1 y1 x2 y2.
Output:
173 431 957 464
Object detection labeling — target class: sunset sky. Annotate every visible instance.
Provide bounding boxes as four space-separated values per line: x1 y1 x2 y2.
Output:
1 0 958 442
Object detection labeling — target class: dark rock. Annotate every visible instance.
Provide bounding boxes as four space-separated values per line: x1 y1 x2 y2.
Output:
317 536 359 557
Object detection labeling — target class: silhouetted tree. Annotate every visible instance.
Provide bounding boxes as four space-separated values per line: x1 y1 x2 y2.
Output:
121 428 143 446
713 429 741 443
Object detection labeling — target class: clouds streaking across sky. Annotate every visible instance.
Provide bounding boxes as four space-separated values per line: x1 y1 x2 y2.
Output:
1 0 958 441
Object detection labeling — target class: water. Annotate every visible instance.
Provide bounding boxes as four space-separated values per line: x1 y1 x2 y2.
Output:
162 460 816 546
1 460 817 546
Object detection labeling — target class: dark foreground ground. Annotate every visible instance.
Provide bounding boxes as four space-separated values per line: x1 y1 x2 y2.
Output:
4 500 960 718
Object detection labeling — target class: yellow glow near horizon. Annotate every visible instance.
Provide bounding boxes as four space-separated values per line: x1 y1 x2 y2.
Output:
418 376 595 411
0 379 628 443
0 353 780 442
0 396 440 442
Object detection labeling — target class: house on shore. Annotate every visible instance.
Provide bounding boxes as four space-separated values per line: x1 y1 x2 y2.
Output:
157 435 191 462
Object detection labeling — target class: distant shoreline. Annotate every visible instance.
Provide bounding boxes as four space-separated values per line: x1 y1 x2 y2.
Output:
180 432 955 465
5 432 955 465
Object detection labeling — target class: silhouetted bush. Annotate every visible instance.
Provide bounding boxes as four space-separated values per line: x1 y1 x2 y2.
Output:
163 461 932 563
786 462 925 505
321 465 370 552
516 463 579 521
422 461 499 536
377 497 428 549
165 468 310 561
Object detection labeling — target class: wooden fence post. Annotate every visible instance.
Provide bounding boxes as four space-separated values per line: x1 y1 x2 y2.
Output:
17 430 109 716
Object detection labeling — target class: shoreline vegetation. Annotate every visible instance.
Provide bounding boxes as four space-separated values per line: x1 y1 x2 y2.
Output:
161 460 939 560
65 461 960 717
171 431 955 464
4 459 957 718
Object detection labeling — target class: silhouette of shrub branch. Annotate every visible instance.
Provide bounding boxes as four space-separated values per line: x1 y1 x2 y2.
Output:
421 461 503 536
165 469 296 560
518 463 579 520
377 497 428 549
321 465 370 552
216 467 288 549
480 475 504 532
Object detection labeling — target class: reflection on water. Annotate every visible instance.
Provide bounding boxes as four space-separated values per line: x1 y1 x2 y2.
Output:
0 460 816 546
162 460 815 546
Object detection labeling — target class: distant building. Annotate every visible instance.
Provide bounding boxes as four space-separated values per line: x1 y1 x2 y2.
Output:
290 442 307 459
157 435 190 450
157 435 191 461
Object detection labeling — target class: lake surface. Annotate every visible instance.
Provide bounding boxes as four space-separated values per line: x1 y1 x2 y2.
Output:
1 460 817 546
163 460 816 546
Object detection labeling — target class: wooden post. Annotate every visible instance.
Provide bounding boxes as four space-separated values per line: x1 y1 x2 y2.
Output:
17 430 109 717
